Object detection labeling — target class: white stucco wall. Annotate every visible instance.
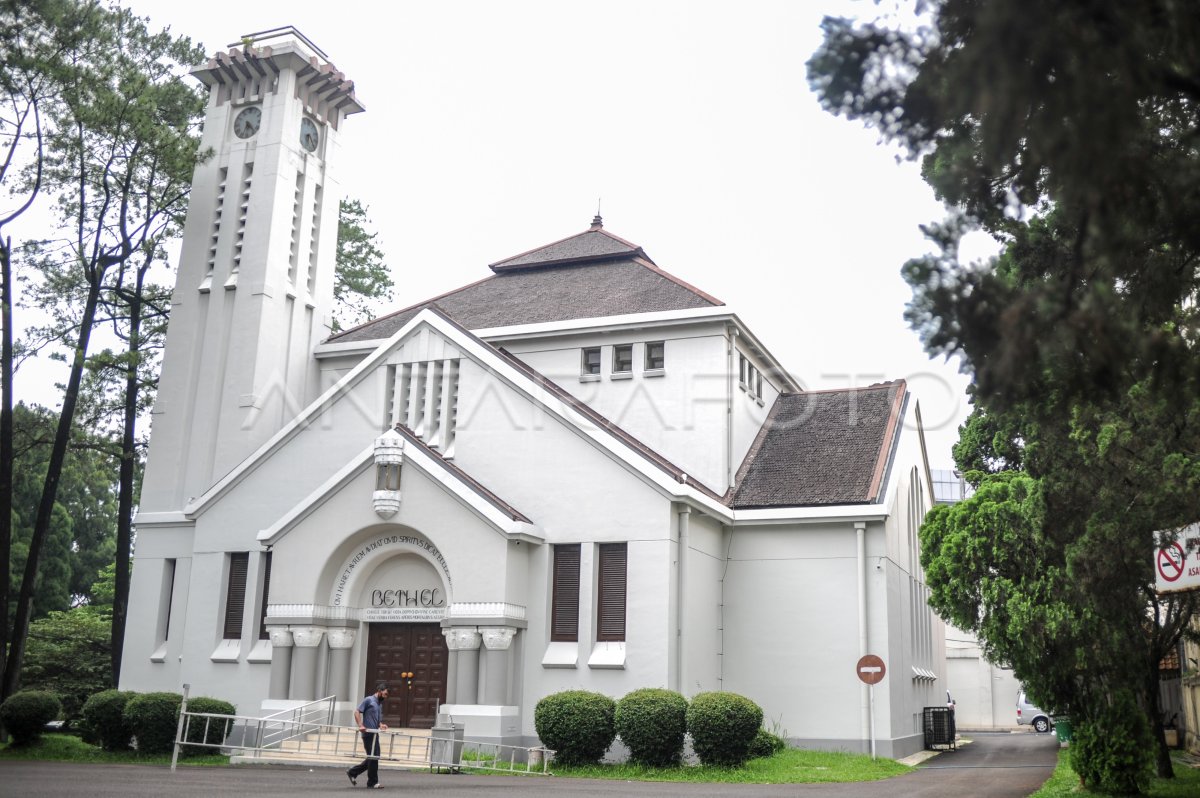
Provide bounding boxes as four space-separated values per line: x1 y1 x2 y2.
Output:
500 322 735 492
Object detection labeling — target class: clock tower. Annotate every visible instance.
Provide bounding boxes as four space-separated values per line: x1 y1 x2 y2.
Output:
140 28 365 514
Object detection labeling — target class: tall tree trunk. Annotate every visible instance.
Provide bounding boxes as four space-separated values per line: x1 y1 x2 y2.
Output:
1 277 101 699
110 266 144 686
0 236 13 709
1145 651 1174 779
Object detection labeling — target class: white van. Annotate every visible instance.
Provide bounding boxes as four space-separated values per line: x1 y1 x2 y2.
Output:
1016 690 1053 733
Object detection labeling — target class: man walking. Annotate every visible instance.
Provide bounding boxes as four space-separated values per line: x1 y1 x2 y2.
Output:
347 683 390 788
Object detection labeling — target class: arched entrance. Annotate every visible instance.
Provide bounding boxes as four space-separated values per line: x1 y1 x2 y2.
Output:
337 537 452 729
364 622 448 728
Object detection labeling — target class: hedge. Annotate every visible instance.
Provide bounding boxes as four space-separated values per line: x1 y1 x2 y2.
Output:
0 691 62 746
686 691 763 766
534 690 616 765
614 688 688 766
81 690 136 751
123 692 182 754
182 697 236 757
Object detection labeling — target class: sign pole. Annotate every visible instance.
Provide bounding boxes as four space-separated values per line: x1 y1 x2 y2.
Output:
869 683 876 760
856 654 886 760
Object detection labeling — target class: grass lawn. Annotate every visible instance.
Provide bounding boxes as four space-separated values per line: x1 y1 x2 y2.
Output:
543 749 912 784
0 733 228 766
1030 749 1200 797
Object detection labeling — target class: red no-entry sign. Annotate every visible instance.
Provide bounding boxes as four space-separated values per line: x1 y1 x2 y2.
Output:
856 654 886 685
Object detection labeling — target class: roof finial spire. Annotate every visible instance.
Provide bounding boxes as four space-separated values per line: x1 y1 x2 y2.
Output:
590 198 603 230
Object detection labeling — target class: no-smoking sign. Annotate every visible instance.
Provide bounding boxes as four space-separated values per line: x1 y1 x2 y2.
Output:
1158 542 1185 582
1155 527 1200 595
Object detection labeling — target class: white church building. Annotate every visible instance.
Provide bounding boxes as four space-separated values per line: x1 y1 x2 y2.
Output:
120 29 946 758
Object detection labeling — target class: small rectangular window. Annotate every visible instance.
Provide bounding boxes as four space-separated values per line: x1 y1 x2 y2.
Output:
223 552 249 640
158 559 176 643
596 543 627 642
258 552 273 640
738 354 748 387
551 544 581 642
645 341 665 371
747 365 758 398
581 347 601 376
756 370 763 399
613 344 633 374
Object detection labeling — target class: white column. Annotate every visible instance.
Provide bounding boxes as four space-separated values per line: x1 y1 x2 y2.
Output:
325 628 356 702
480 627 516 705
290 626 325 701
266 627 294 700
443 628 482 705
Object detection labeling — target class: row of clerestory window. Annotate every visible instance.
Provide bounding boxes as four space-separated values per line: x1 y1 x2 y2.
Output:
550 542 626 642
581 341 665 377
738 352 764 400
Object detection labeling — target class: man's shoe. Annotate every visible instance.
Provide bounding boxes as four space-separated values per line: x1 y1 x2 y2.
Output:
370 784 383 789
346 769 357 786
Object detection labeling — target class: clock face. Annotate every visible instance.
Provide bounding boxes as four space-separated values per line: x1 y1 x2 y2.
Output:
233 106 261 139
299 117 320 152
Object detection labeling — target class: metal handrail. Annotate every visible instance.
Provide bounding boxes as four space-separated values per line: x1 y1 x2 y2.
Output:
257 695 336 750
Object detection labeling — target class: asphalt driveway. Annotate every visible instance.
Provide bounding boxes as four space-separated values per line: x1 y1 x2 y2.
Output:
0 732 1059 798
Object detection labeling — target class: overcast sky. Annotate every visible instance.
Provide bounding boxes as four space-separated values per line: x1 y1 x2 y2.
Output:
46 1 981 466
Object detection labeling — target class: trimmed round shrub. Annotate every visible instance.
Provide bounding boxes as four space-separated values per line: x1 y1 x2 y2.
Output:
0 690 61 746
614 688 688 766
747 726 786 759
1070 692 1152 795
686 691 763 767
124 691 183 754
182 697 236 757
534 690 616 765
81 690 136 751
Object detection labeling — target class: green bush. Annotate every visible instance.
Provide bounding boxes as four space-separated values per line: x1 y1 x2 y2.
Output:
182 697 236 757
1070 692 1152 795
614 688 688 766
686 691 763 767
534 690 616 765
123 692 182 754
80 690 136 751
0 690 62 746
747 726 787 759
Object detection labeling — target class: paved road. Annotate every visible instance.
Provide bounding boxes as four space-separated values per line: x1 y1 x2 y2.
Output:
0 733 1058 798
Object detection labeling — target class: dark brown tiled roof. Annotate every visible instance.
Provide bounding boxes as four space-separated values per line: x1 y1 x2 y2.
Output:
394 424 533 524
490 225 644 270
327 225 723 345
730 382 907 508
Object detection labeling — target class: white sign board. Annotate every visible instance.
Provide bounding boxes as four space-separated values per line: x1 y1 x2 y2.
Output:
1155 525 1200 594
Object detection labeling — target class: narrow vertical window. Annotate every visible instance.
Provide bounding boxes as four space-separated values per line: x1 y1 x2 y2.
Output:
581 347 601 376
738 353 748 387
258 552 273 640
223 552 249 640
158 559 176 643
645 341 665 371
551 544 581 642
613 344 633 374
596 543 627 642
756 370 763 399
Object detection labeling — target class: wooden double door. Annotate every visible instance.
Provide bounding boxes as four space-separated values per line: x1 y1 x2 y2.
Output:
364 623 448 728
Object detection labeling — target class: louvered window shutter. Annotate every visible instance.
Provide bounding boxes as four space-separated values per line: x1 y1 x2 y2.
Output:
258 552 273 640
223 552 249 640
551 544 580 642
596 543 627 641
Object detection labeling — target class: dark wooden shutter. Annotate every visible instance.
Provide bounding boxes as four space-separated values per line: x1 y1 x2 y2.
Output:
550 544 580 642
596 543 627 641
223 552 249 639
258 552 273 640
